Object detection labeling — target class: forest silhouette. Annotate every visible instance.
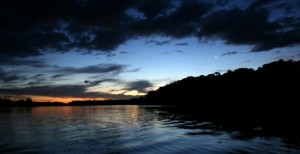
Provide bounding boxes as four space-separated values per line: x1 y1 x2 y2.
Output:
1 59 299 107
137 59 300 131
0 60 300 134
1 59 299 133
141 59 299 106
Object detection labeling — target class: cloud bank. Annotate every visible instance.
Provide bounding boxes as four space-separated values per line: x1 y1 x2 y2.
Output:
1 0 299 58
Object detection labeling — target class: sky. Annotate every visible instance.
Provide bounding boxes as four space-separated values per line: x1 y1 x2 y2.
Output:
1 0 300 103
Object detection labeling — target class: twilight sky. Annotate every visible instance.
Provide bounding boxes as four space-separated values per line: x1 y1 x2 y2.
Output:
1 0 300 102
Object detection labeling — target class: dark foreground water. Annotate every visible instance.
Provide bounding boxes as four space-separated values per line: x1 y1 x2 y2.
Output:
0 106 299 154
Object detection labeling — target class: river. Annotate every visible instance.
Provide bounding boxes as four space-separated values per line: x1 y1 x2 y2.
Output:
0 106 299 153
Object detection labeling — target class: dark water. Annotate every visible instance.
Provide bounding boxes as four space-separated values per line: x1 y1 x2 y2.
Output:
0 106 299 154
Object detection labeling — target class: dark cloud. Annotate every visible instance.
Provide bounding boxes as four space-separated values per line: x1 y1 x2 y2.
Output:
147 40 169 45
0 68 25 82
32 74 44 78
215 0 230 6
221 51 238 56
134 0 172 20
129 1 212 38
0 74 22 82
275 51 281 54
276 2 294 13
52 74 67 79
0 57 49 68
120 51 128 54
27 80 45 86
0 85 133 100
199 0 300 52
175 42 189 46
126 80 153 93
0 0 299 58
27 74 46 85
0 0 132 57
246 0 272 12
84 78 119 86
57 64 127 74
84 80 101 86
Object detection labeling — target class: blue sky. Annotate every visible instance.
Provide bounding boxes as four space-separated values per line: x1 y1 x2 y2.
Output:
0 0 300 102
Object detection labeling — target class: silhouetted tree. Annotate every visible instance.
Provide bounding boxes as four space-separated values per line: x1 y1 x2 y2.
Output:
136 59 300 130
25 98 32 103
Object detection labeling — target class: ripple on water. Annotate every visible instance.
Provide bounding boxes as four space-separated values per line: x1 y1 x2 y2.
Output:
0 106 299 154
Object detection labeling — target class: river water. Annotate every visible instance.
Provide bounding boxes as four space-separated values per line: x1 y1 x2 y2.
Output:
0 106 299 153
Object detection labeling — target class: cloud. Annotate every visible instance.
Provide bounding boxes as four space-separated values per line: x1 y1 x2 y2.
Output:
146 40 169 45
27 80 45 86
221 51 238 56
120 51 128 54
0 0 299 58
32 74 44 78
52 74 67 79
84 78 120 86
0 0 132 58
0 75 22 82
129 1 212 38
0 85 133 100
0 0 203 57
134 0 172 20
26 74 47 86
1 62 134 87
0 57 49 68
215 0 230 6
199 0 300 52
125 80 153 93
275 51 281 54
275 2 294 13
0 68 25 82
175 42 189 46
57 64 127 74
84 80 102 86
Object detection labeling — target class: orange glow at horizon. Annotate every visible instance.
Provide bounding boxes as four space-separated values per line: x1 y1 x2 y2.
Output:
9 95 106 103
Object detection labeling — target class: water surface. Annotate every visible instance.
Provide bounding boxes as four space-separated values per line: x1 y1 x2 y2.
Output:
0 106 299 153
